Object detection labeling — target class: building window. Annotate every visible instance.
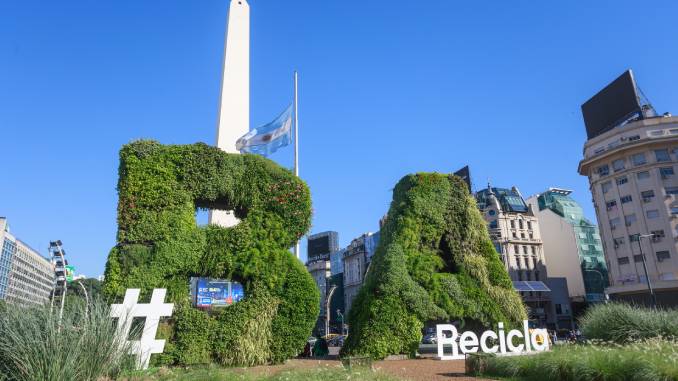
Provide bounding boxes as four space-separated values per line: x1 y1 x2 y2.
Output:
666 187 678 196
620 195 633 204
489 220 498 229
637 171 651 180
531 246 536 255
660 167 675 179
514 245 520 254
612 159 626 172
610 217 621 230
555 304 563 315
613 237 625 247
641 190 655 202
671 206 678 215
618 257 630 265
651 230 665 241
629 234 639 242
646 210 660 219
527 221 532 230
634 254 645 263
523 246 528 254
624 214 637 226
597 165 610 176
655 149 671 162
629 135 641 141
519 220 524 229
510 220 515 229
631 153 647 166
488 209 496 216
606 200 617 211
657 251 671 262
601 181 612 194
616 176 628 185
512 232 517 238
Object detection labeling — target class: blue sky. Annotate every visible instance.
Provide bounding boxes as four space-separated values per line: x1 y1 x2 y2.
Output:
1 0 677 277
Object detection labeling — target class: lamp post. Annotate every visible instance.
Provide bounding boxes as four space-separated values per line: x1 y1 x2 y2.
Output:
636 234 658 308
337 309 344 336
325 285 337 338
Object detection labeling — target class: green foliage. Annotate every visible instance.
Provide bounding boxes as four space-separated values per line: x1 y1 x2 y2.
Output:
103 141 318 366
477 339 678 381
342 173 527 359
580 303 678 344
0 301 134 381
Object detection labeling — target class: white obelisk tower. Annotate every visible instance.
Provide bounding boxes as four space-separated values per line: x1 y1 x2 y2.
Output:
209 0 250 227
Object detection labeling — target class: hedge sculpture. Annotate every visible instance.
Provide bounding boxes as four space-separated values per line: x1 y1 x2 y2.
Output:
103 141 318 366
342 173 527 359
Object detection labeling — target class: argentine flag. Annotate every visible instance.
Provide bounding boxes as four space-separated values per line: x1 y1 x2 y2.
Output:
236 105 293 157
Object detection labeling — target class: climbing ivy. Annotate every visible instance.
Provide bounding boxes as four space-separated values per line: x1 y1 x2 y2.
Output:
103 140 318 366
341 173 527 359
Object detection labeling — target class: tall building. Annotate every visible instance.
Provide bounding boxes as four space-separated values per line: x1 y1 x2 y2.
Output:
0 218 54 306
579 114 678 305
343 232 380 316
476 186 573 329
305 231 339 335
578 70 678 306
526 189 609 304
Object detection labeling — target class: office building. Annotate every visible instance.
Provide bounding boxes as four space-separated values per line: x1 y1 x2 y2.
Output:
476 186 573 329
579 115 678 305
306 231 339 335
0 218 54 306
343 232 380 316
578 70 678 306
526 189 609 305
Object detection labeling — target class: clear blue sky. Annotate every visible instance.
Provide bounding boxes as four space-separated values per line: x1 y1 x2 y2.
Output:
2 0 677 277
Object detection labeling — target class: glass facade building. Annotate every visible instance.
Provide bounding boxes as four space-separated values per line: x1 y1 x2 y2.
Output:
536 189 609 302
0 238 16 299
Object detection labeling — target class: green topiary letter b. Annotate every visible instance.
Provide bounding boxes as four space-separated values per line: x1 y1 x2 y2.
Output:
103 140 319 366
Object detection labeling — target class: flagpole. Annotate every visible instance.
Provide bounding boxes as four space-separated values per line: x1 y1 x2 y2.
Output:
294 71 300 260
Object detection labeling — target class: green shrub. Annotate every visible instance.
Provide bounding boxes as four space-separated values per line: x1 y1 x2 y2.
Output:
478 339 678 381
580 303 678 344
0 300 134 381
103 141 318 366
342 173 527 359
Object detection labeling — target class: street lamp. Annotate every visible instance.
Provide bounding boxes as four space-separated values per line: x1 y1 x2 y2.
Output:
325 285 337 337
337 309 344 336
635 234 658 308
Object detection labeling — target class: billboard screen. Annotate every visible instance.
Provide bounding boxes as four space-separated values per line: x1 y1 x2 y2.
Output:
308 235 330 261
454 166 472 193
191 278 244 308
581 70 641 139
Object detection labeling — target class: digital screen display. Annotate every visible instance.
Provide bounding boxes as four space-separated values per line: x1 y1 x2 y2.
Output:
582 70 642 139
191 278 244 308
308 235 330 260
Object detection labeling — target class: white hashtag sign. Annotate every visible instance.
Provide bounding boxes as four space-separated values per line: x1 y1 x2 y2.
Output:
110 288 174 369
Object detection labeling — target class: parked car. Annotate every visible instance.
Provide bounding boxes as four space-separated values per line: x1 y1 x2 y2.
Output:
327 334 345 347
422 333 437 344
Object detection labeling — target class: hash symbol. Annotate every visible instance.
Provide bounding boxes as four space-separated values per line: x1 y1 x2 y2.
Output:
110 289 174 369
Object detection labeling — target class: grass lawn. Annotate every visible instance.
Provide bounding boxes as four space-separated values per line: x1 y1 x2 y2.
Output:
475 339 678 381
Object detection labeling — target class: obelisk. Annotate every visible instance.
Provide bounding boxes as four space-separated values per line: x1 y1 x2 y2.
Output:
209 0 250 227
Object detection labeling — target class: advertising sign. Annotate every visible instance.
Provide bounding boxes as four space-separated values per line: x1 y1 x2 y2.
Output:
191 278 244 308
65 265 75 283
